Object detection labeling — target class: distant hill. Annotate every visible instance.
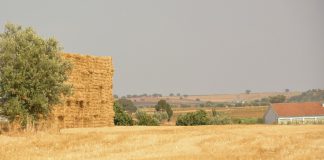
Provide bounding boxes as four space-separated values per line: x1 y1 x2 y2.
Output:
288 89 324 102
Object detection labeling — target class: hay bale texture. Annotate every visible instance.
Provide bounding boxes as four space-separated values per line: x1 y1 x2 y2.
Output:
53 53 114 128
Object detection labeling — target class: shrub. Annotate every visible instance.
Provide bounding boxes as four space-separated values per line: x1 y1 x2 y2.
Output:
209 116 232 125
216 103 225 107
209 109 232 125
113 102 134 126
153 112 168 122
269 95 286 103
232 118 263 124
115 98 137 113
135 111 159 126
180 104 190 108
176 110 209 126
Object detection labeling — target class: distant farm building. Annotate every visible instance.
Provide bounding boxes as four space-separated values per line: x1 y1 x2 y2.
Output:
264 102 324 124
52 53 114 128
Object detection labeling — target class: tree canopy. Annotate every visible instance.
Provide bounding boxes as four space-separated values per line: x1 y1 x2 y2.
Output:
0 23 72 125
269 95 286 103
113 101 133 126
155 99 173 121
115 98 137 113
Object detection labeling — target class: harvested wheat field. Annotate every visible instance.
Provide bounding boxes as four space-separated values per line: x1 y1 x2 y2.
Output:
1 125 324 160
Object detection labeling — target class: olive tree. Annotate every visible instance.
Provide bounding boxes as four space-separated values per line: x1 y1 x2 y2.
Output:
115 98 137 113
0 23 72 126
155 99 173 121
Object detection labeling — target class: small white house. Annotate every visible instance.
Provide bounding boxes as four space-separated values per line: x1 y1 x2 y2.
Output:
264 102 324 124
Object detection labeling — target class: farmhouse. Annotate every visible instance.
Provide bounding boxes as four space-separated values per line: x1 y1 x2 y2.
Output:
264 102 324 124
52 53 114 128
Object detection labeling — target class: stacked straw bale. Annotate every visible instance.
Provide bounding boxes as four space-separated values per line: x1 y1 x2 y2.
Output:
53 53 114 128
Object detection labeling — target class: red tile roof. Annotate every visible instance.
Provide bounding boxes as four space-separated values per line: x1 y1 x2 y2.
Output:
271 102 324 117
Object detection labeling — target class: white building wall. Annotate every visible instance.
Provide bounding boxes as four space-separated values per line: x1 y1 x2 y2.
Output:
264 107 278 124
278 116 324 124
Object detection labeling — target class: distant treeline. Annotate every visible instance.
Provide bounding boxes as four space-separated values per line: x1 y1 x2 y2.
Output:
115 93 191 99
115 93 164 99
288 89 324 102
117 89 324 108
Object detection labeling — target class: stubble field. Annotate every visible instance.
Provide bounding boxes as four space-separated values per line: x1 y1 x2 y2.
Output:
1 125 323 160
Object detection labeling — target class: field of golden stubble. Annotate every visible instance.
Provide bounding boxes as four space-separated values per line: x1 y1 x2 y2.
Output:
0 125 324 160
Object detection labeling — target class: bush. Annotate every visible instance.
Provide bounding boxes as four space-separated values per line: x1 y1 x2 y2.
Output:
269 95 286 103
202 102 227 107
115 98 137 113
153 112 168 122
135 111 159 126
209 116 232 125
232 118 263 124
209 109 232 125
180 104 190 108
176 110 209 126
113 102 133 126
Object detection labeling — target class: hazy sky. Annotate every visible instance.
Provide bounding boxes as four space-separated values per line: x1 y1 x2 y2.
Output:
1 0 324 96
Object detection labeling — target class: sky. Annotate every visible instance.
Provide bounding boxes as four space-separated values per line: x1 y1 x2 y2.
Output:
1 0 324 96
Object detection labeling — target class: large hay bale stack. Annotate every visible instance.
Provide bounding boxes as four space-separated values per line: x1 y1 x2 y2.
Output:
53 53 114 128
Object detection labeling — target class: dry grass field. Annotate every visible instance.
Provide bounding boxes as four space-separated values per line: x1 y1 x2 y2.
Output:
1 125 323 160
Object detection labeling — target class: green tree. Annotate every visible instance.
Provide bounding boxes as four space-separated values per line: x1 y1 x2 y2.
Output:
113 101 133 126
245 90 251 94
176 110 209 126
155 100 173 121
0 23 72 126
115 98 137 113
135 111 159 126
209 109 232 125
269 95 286 103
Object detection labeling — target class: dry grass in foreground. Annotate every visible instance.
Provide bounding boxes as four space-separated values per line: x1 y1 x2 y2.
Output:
0 125 324 160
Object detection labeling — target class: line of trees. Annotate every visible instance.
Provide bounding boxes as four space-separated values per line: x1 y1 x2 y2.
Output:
288 89 324 102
